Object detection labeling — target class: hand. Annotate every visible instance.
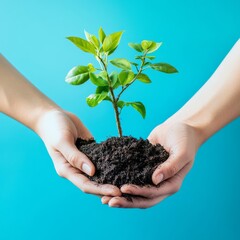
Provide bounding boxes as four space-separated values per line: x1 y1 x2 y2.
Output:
101 120 200 208
36 109 121 197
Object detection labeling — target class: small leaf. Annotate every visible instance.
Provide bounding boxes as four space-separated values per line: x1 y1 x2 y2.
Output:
84 30 100 48
89 72 108 86
143 62 151 66
145 56 156 60
130 62 139 67
141 40 154 50
117 100 126 109
112 78 121 89
88 63 96 72
128 43 143 52
120 101 146 118
135 73 151 83
98 27 106 44
110 71 118 87
110 58 131 70
86 92 108 107
103 95 112 102
141 40 162 53
135 55 144 60
108 46 118 55
65 66 89 85
66 37 96 55
98 70 108 80
119 70 135 85
128 102 146 118
148 42 162 53
103 31 123 55
95 86 109 94
150 63 178 73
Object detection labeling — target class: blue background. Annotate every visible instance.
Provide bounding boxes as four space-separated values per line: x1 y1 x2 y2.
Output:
0 0 240 239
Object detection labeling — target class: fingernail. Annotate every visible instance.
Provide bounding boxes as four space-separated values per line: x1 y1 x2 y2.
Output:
124 190 132 194
82 163 91 175
109 204 120 208
155 173 164 185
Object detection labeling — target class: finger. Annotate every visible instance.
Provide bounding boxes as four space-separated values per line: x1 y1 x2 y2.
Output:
51 150 121 196
121 162 192 198
101 196 112 204
120 182 178 199
108 195 167 209
59 141 95 176
152 151 189 185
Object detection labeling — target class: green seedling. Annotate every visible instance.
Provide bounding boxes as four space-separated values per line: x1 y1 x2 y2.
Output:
65 27 178 137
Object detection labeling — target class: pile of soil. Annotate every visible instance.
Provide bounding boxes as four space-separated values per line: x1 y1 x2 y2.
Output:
76 136 169 188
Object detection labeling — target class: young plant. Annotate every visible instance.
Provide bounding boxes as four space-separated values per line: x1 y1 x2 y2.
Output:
65 28 178 137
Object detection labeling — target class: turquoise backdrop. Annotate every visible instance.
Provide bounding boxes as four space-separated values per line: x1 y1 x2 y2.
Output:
0 0 240 239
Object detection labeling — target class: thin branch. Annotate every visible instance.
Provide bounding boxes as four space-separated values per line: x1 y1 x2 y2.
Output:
116 53 147 102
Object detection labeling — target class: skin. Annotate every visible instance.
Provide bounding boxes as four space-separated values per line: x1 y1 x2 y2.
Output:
102 39 240 208
0 54 121 198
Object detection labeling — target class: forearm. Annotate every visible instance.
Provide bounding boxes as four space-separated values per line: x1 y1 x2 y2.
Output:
0 54 60 131
167 39 240 145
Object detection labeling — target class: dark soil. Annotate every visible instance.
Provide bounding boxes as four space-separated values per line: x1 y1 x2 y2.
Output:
76 136 169 188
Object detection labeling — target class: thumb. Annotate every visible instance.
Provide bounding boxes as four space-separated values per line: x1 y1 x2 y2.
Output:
152 151 187 185
59 141 95 176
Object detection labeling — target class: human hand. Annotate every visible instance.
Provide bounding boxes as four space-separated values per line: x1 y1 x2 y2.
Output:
101 120 201 208
36 109 121 197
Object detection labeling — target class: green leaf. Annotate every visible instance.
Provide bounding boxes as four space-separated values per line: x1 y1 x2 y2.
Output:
148 42 162 53
98 70 108 80
109 71 118 87
145 56 156 60
128 43 143 52
95 86 109 94
66 37 96 55
141 40 162 53
150 63 178 73
112 78 121 89
141 40 154 50
135 73 151 83
135 55 144 60
119 101 146 118
89 72 108 86
128 102 146 118
103 96 112 102
110 58 131 70
65 66 89 85
88 63 96 72
143 62 151 66
98 27 106 44
103 31 123 54
117 100 126 109
84 30 100 48
118 70 135 85
130 62 139 67
86 92 108 107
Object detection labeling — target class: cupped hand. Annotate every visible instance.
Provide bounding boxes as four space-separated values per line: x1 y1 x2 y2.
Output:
36 109 121 197
101 120 201 208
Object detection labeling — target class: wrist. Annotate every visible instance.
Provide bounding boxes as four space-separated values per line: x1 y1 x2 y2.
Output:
32 105 62 137
164 112 211 148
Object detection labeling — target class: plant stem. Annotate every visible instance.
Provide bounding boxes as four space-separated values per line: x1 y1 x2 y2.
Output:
98 55 123 137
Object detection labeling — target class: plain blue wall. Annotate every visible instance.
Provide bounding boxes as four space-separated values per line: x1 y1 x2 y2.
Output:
0 0 240 239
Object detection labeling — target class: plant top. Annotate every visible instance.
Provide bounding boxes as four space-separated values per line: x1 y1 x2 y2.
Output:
66 27 178 137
